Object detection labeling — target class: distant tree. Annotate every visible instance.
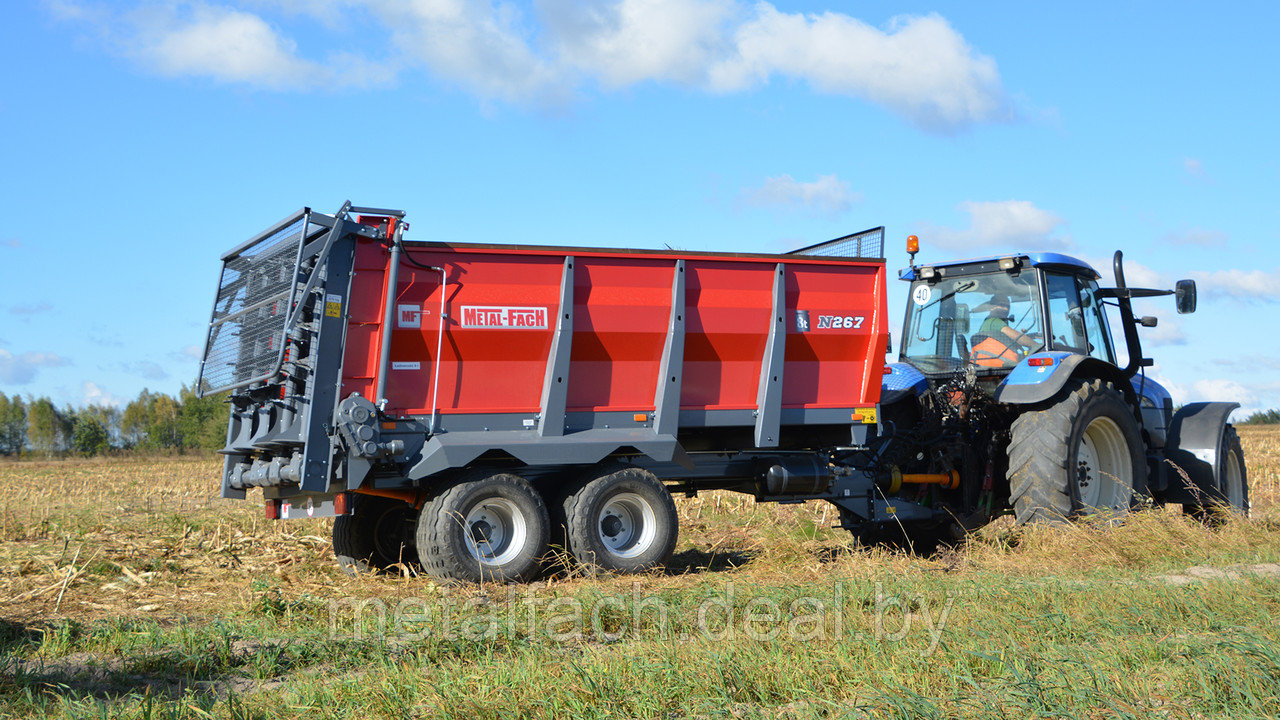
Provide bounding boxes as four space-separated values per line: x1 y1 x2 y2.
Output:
0 393 25 456
1242 409 1280 425
120 389 156 448
71 415 110 457
78 404 123 448
27 397 62 457
178 385 228 451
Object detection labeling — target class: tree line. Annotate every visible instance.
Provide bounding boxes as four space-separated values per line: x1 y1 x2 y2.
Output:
0 387 227 458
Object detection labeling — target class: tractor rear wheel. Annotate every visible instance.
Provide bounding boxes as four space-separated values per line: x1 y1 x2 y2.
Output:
333 494 419 575
563 467 678 574
1008 379 1145 524
416 472 550 583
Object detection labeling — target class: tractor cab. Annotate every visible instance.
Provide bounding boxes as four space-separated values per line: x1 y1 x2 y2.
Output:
898 253 1114 378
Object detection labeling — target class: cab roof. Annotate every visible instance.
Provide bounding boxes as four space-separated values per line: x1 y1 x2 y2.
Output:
898 252 1100 281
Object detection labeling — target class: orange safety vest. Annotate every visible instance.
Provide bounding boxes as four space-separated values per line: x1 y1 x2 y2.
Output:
971 335 1019 367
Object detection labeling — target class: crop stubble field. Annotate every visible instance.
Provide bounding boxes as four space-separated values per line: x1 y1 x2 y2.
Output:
1 426 1279 718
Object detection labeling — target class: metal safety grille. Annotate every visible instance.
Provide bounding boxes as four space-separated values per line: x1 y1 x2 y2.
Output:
197 213 309 394
788 226 885 259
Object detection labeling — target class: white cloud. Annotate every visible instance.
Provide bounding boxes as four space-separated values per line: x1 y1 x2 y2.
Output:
1183 157 1205 178
82 381 127 408
1188 268 1280 303
119 360 170 381
0 350 70 385
10 302 53 316
545 0 736 88
0 239 19 249
921 200 1070 252
373 0 566 105
1151 362 1280 420
51 2 1010 132
1162 227 1226 248
1083 254 1166 289
740 174 859 216
132 4 333 88
707 9 1009 132
1141 319 1186 347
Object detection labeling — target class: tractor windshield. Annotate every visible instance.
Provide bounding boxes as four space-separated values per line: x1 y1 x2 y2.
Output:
902 271 1045 374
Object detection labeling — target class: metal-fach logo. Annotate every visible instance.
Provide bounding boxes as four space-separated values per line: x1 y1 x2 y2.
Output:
460 306 549 329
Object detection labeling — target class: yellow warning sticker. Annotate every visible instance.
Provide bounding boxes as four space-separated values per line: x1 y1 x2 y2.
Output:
324 293 342 318
853 407 877 424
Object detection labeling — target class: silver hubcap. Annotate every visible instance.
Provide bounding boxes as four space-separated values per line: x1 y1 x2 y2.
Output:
1225 450 1245 512
598 492 657 559
463 498 527 566
1075 416 1133 514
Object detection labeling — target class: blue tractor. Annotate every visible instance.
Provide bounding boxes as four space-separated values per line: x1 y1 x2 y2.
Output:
865 245 1248 548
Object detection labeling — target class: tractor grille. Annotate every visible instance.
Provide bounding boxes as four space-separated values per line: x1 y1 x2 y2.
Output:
198 213 309 395
788 226 885 259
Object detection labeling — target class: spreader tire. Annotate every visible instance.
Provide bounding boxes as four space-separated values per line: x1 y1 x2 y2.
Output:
416 473 550 583
1008 379 1145 524
333 494 419 575
563 467 678 574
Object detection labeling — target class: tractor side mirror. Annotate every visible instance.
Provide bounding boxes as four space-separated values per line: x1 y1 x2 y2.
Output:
1175 279 1197 314
953 304 971 333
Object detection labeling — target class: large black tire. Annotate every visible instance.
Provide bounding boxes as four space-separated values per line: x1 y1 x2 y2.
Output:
333 495 419 575
1184 424 1250 519
563 467 679 574
1008 379 1146 524
416 473 550 583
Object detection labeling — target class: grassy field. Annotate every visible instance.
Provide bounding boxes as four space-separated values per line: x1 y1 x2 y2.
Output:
2 427 1279 718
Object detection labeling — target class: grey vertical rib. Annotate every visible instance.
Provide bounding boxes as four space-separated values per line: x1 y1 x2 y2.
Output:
653 260 686 436
754 263 787 448
538 256 575 436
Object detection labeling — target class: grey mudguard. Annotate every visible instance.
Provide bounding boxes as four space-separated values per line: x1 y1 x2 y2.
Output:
1163 402 1240 501
993 355 1134 406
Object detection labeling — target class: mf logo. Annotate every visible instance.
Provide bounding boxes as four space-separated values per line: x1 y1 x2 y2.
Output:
397 304 422 329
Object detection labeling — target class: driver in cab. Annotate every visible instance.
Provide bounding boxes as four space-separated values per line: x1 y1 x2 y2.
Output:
971 295 1039 367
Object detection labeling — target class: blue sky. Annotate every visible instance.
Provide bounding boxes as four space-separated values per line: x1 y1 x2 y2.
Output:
2 0 1278 416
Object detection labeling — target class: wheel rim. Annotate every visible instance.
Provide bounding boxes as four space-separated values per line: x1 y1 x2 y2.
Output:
1075 416 1133 514
1225 450 1245 512
463 497 527 566
597 492 658 559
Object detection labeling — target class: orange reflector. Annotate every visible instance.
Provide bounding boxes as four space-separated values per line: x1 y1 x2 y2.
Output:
634 413 648 422
1028 357 1054 366
381 422 396 429
906 235 919 253
851 414 864 422
333 491 351 516
265 499 280 520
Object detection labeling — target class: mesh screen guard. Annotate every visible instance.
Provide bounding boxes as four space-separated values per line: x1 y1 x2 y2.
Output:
197 214 309 395
788 226 885 259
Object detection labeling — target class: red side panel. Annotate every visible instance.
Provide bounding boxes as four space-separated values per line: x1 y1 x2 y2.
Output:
341 242 886 420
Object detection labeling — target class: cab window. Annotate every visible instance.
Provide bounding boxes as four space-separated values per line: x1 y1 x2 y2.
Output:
1044 273 1113 362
